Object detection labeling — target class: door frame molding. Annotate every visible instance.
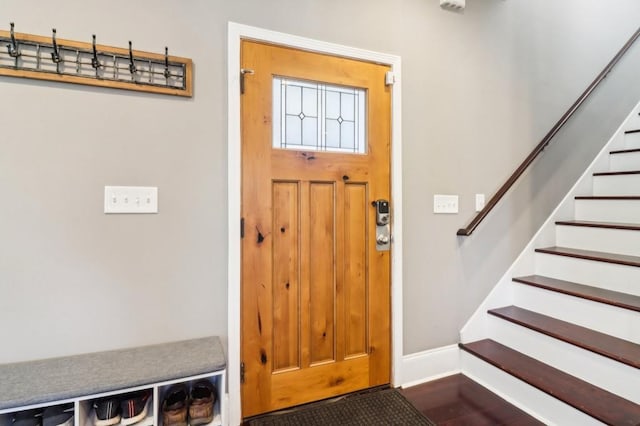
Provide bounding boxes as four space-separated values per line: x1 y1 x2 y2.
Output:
227 22 403 425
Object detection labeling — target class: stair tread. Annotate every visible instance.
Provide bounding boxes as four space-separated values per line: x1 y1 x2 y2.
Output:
488 306 640 368
575 195 640 200
513 275 640 313
555 220 640 231
459 339 640 425
535 246 640 267
593 170 640 176
610 148 640 154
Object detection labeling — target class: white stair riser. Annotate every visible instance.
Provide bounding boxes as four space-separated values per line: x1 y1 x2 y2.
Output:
609 152 640 171
623 131 640 149
513 282 640 343
555 225 640 256
574 199 640 222
626 114 640 129
487 316 640 403
593 174 640 195
534 252 640 296
460 352 604 426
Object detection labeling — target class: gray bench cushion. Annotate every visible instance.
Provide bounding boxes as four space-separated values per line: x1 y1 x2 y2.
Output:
0 336 225 410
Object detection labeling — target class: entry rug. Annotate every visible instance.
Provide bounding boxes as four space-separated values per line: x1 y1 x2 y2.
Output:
247 387 435 426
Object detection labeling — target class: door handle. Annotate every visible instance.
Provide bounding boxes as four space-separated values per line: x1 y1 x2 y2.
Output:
373 199 391 251
376 233 390 245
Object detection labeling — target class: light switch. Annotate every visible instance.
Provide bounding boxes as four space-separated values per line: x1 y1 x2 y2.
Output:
104 186 158 214
434 194 459 214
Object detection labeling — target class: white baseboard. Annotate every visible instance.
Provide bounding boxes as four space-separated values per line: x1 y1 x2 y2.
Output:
400 344 460 388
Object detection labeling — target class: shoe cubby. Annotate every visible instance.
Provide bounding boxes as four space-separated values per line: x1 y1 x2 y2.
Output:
158 374 223 426
0 409 40 426
78 386 154 426
0 402 75 426
0 371 225 426
0 338 227 426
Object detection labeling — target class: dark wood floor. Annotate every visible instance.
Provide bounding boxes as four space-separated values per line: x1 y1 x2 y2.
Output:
402 374 544 425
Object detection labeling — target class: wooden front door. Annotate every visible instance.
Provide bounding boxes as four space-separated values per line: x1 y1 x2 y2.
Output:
240 40 392 418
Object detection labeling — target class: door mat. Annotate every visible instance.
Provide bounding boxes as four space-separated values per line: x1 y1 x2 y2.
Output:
247 387 436 426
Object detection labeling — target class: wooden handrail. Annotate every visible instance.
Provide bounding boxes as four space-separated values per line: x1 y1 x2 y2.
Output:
457 26 640 236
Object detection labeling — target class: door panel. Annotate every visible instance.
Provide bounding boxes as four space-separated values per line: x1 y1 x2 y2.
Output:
272 181 300 372
271 357 369 408
309 182 336 365
241 40 391 417
344 183 368 358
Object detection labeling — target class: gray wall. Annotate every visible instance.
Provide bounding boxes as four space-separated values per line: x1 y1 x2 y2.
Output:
1 0 639 363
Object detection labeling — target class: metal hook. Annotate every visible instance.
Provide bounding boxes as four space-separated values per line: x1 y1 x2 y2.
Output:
91 34 101 69
7 22 20 58
128 41 137 75
51 28 61 64
163 46 170 79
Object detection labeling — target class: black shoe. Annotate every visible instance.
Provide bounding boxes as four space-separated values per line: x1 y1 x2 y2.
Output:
120 390 151 426
42 404 74 426
94 397 121 426
12 410 42 426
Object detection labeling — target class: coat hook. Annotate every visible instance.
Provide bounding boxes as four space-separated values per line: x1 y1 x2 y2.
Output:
163 46 170 79
7 22 20 58
51 28 61 64
128 41 137 75
91 34 101 69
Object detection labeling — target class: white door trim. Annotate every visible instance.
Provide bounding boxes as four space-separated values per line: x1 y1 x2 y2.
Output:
227 22 403 426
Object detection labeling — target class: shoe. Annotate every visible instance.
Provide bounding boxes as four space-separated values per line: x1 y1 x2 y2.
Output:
120 390 151 426
162 384 188 426
12 410 42 426
42 404 74 426
93 397 121 426
188 380 216 426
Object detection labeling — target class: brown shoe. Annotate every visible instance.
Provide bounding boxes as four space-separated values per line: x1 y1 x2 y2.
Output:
188 380 216 426
162 384 188 426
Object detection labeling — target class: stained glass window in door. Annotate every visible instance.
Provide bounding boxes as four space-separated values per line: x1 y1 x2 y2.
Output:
273 77 366 154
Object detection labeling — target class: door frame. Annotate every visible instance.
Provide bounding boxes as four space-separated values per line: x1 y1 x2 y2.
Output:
227 22 403 425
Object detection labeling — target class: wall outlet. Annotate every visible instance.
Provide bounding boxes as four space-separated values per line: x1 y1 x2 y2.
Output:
434 194 459 214
104 186 158 214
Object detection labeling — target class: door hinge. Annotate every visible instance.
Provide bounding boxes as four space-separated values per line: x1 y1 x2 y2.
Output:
240 68 254 94
240 217 245 239
385 71 396 86
240 361 246 383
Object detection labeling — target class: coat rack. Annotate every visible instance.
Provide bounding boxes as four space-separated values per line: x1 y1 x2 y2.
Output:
0 23 193 97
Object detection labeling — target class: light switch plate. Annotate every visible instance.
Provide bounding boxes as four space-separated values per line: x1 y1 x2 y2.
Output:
104 186 158 214
434 194 459 214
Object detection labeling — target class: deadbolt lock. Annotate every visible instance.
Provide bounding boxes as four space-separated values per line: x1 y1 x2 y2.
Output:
373 199 391 251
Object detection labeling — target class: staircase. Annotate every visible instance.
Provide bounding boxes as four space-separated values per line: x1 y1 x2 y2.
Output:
459 109 640 425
